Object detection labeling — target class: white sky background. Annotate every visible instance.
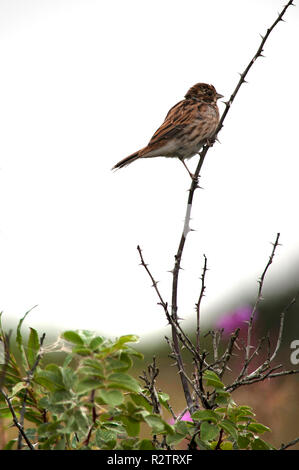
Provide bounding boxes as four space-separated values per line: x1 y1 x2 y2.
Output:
0 0 298 341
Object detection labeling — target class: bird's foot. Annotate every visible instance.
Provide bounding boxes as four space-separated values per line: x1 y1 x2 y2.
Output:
179 158 197 180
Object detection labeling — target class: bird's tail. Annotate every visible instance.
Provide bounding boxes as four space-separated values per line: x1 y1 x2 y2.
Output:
112 150 141 170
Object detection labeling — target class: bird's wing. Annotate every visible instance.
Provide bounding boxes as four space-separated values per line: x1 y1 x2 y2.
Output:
145 99 198 150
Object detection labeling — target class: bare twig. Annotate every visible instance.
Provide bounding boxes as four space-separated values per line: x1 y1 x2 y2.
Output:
0 389 35 450
139 357 161 415
218 328 240 378
216 0 295 136
280 437 299 450
245 233 281 368
244 289 298 381
269 292 299 363
196 255 208 354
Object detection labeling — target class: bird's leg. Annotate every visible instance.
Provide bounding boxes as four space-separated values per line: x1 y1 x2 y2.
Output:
179 158 195 180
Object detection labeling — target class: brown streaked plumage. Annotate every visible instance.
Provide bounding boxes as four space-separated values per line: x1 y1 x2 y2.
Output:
112 83 223 175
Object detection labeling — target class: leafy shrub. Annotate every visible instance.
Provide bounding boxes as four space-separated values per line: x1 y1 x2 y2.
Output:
0 314 273 450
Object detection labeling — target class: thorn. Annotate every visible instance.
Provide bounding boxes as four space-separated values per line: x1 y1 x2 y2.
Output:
259 34 264 40
225 366 232 371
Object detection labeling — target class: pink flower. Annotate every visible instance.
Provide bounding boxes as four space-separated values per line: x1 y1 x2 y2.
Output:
215 305 253 336
169 410 192 425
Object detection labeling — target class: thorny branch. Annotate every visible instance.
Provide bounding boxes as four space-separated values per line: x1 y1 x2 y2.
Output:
139 357 161 415
137 0 298 431
245 233 281 368
168 0 295 414
196 255 208 354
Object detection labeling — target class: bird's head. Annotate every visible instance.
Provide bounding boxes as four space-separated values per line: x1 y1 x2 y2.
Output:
185 83 223 103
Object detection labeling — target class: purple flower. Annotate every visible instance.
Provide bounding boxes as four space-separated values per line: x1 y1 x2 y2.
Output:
215 305 253 335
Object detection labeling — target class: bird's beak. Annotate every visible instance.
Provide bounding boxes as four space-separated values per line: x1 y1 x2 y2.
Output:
216 92 224 100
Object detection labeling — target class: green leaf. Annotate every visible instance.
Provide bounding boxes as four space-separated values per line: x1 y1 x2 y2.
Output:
220 419 238 442
54 437 66 450
24 409 44 425
106 358 130 372
27 327 40 368
3 439 17 450
196 437 212 450
138 439 156 450
89 336 104 351
61 367 76 389
220 441 234 450
76 378 102 394
34 367 64 391
73 409 89 431
117 335 139 345
51 390 74 405
251 437 273 450
10 381 27 397
16 309 32 369
121 416 140 437
118 353 133 371
120 438 137 449
200 422 220 441
80 358 105 378
166 432 186 446
203 370 225 389
62 331 84 346
192 409 219 423
247 422 271 434
72 347 93 356
144 414 166 434
107 373 141 393
98 389 124 406
0 406 15 419
237 435 251 449
63 354 73 368
130 393 152 412
215 388 231 405
125 347 144 360
158 392 171 411
175 420 190 435
102 421 126 434
38 421 62 439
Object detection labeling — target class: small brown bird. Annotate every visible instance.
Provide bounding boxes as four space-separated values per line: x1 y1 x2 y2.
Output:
112 83 223 177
